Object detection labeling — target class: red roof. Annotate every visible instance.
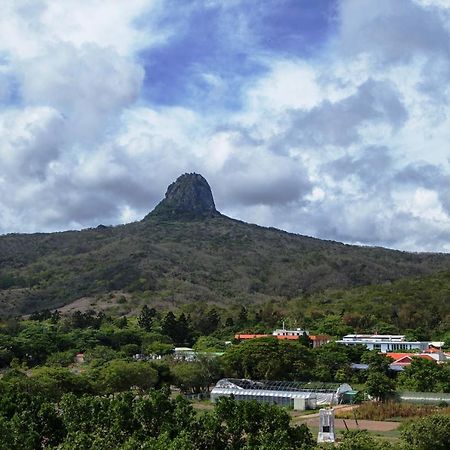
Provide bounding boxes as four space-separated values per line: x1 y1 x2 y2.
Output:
276 335 300 340
234 334 269 340
386 353 413 361
392 356 414 365
391 354 436 365
310 335 330 341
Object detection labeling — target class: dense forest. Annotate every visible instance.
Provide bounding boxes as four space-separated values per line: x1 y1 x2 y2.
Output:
0 308 449 449
1 215 450 317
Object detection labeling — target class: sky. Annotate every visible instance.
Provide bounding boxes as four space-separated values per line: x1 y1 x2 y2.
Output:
1 0 450 252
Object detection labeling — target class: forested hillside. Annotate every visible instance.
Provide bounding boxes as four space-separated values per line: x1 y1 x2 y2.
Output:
0 174 449 317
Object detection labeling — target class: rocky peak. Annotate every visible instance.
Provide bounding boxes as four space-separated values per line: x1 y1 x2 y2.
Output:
145 173 220 220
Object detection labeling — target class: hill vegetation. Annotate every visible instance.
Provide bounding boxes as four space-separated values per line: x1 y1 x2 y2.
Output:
0 173 450 318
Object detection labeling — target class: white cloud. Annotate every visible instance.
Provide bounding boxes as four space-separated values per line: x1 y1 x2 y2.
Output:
1 0 450 253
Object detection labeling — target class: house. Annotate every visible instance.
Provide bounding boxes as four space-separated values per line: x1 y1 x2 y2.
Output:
389 354 435 366
272 328 309 338
234 328 330 348
336 334 430 353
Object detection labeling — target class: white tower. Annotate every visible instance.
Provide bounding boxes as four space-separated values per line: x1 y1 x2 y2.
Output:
317 408 336 443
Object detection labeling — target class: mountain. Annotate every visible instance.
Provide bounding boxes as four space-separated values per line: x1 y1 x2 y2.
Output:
145 173 221 219
0 172 449 317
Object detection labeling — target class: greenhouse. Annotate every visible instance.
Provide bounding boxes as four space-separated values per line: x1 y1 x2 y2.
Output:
210 379 353 409
397 391 450 405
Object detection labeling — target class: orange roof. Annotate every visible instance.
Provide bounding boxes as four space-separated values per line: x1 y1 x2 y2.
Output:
392 356 414 365
391 354 436 365
310 335 330 341
276 335 300 340
386 353 413 360
234 334 269 340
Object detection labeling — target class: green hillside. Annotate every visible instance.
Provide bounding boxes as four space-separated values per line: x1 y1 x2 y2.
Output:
1 215 449 317
0 173 449 317
285 270 450 337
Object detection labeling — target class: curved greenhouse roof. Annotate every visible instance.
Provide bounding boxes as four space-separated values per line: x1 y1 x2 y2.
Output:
214 379 352 394
211 379 353 406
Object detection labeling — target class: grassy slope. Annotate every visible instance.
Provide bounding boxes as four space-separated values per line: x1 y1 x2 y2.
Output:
0 215 449 316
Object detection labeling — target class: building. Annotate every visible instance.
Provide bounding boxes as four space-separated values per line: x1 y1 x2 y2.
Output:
210 378 353 408
336 334 431 353
234 328 330 348
272 328 309 338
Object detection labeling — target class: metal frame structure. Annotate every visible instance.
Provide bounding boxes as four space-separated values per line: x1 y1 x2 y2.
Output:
211 379 353 407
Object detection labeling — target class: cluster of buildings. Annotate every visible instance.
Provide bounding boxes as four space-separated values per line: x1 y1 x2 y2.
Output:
234 327 330 348
337 333 449 369
234 328 449 370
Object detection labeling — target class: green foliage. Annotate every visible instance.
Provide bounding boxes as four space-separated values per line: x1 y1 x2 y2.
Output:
0 387 316 449
361 350 391 375
193 335 226 352
171 356 222 394
144 341 174 356
401 414 450 450
161 311 193 345
397 359 450 393
222 337 314 380
338 429 396 450
213 397 315 450
93 360 159 394
137 305 156 331
312 342 367 382
365 372 395 402
1 215 450 319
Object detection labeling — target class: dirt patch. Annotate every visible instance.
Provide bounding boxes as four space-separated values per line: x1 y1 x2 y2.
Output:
301 417 400 432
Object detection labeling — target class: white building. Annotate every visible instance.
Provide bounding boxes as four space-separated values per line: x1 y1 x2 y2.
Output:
272 328 309 338
336 334 430 353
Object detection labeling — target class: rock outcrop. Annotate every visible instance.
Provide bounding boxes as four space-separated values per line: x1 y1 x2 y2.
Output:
145 173 220 220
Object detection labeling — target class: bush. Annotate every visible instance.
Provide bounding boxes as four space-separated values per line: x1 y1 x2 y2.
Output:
401 414 450 449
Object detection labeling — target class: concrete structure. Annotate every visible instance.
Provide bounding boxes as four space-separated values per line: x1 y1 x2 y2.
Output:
336 334 430 353
317 408 335 443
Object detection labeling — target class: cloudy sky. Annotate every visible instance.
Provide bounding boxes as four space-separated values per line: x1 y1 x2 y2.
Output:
1 0 450 251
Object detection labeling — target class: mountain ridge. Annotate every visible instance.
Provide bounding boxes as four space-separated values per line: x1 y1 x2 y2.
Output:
0 173 450 316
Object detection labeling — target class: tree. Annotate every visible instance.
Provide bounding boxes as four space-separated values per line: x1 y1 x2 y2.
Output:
237 306 248 326
95 360 158 394
397 358 449 393
339 429 395 450
193 336 225 352
313 342 354 381
212 397 315 450
171 362 210 394
197 308 220 335
176 313 192 345
144 342 174 356
365 371 395 402
137 305 156 332
222 338 314 380
401 414 450 450
361 350 391 375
